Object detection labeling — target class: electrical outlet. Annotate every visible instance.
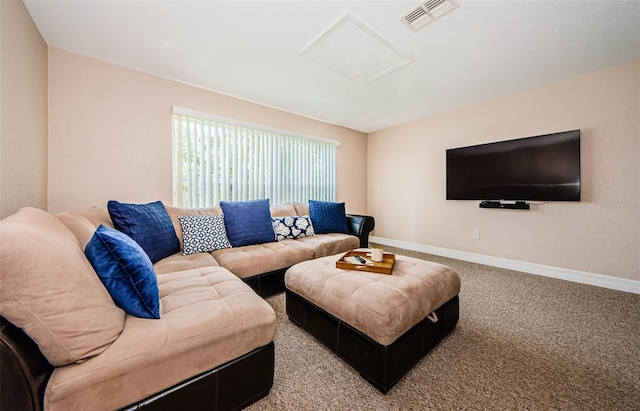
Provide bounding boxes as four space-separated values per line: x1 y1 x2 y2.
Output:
472 230 480 240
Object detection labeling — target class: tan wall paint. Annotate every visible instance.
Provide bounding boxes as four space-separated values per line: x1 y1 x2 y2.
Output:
48 48 367 214
368 61 640 281
0 0 48 218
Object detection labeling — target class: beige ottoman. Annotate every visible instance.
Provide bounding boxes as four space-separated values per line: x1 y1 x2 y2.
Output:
285 252 461 393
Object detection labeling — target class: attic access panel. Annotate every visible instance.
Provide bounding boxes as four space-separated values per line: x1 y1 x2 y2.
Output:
300 12 413 84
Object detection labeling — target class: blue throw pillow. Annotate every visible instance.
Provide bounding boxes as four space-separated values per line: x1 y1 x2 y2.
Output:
85 225 160 319
308 200 349 234
220 199 277 247
107 200 179 264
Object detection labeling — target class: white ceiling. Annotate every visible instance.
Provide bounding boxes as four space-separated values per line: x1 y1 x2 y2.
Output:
24 0 640 133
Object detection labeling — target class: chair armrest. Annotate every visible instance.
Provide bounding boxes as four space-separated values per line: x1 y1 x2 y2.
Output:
1 316 53 411
346 214 375 248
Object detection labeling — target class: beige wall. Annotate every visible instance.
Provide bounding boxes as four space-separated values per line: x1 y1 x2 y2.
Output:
47 48 367 214
0 0 48 218
10 10 638 282
368 61 640 281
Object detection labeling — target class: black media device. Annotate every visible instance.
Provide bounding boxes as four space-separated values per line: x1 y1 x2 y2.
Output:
446 130 581 207
478 200 530 210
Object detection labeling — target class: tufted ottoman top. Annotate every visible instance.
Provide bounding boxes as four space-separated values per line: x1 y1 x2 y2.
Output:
285 253 460 346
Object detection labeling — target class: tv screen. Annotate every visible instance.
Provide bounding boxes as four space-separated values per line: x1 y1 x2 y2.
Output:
446 130 581 201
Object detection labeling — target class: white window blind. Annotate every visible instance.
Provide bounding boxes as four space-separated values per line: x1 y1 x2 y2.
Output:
172 107 338 208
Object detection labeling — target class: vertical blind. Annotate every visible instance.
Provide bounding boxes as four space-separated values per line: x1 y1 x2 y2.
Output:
172 108 338 208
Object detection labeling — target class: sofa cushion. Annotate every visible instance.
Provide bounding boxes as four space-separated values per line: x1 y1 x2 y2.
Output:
270 202 297 217
220 199 276 247
153 252 219 275
44 267 276 411
164 205 222 251
212 240 314 279
85 225 160 319
272 215 315 241
309 200 349 234
56 207 114 248
295 233 360 258
179 214 231 255
293 202 310 216
0 207 125 367
108 200 180 263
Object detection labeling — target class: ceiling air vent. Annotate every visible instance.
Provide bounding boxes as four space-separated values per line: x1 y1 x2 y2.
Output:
401 0 460 32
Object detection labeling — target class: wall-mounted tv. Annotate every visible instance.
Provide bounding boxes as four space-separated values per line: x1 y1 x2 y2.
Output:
446 130 581 202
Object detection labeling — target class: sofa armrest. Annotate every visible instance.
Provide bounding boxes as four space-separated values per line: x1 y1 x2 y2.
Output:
346 214 375 248
1 316 53 411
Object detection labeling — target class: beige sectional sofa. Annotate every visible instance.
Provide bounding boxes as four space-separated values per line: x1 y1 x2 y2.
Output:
0 201 375 411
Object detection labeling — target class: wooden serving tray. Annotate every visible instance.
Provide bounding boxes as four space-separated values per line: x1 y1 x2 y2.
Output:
336 250 396 275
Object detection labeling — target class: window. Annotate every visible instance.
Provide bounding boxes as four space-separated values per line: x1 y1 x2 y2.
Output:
172 107 338 208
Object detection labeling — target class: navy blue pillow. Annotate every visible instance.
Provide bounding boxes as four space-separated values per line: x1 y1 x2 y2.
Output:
220 199 277 247
85 225 160 319
107 200 179 263
308 200 349 234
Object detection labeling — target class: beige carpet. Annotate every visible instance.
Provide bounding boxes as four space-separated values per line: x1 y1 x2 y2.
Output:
246 247 640 410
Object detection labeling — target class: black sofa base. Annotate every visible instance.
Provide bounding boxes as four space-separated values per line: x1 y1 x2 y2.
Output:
123 342 275 411
286 291 459 394
243 268 287 298
1 315 274 411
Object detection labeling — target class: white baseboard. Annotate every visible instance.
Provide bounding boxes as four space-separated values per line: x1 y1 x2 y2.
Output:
370 236 640 295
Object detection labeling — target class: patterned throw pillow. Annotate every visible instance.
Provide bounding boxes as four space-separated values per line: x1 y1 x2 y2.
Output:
178 215 232 255
271 215 315 241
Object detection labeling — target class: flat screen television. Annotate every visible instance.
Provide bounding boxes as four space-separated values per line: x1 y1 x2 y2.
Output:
446 130 581 202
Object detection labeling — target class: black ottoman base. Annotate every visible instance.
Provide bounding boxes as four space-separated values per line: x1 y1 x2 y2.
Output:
285 290 459 394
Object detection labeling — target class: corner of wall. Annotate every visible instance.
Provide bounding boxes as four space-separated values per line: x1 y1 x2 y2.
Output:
0 0 48 218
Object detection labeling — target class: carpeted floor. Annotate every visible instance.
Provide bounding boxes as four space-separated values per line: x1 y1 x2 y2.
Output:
245 247 640 410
